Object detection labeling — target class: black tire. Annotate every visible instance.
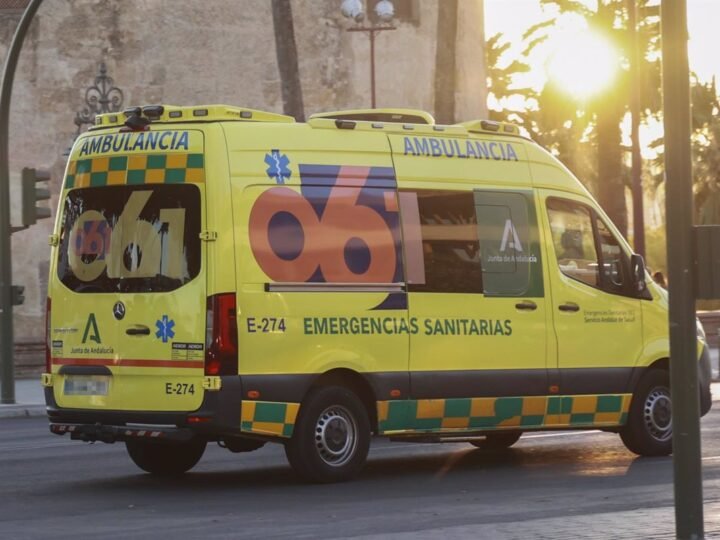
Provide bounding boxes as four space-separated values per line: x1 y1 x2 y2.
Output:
620 369 672 456
470 431 522 450
125 438 206 475
285 386 371 483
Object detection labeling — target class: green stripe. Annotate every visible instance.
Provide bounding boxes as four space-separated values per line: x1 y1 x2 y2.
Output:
127 170 145 184
187 153 204 168
109 156 127 171
253 402 287 423
90 172 107 186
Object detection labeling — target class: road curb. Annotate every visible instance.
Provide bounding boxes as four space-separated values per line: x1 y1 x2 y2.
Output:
0 404 46 419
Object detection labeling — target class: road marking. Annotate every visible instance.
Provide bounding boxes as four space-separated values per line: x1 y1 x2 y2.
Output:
0 442 80 452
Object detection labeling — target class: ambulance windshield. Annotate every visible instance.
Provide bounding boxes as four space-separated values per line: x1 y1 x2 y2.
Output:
56 184 201 293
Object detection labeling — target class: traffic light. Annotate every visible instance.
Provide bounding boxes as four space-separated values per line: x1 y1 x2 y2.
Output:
10 285 24 306
21 167 51 226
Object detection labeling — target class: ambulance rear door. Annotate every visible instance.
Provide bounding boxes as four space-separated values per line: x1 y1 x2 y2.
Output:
49 127 208 412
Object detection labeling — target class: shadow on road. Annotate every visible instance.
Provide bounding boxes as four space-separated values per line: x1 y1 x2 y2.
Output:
49 440 675 499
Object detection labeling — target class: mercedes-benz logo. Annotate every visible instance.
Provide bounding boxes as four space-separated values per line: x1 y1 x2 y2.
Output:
113 301 126 321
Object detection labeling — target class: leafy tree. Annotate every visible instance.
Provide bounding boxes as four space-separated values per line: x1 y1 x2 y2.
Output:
688 78 720 223
486 0 662 237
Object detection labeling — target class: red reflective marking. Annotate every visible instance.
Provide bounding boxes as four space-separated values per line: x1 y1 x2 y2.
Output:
52 358 203 369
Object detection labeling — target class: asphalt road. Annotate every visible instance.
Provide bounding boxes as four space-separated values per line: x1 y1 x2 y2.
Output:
1 411 719 540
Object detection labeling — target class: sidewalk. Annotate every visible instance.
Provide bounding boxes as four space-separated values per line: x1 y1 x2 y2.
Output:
1 377 719 420
0 378 45 418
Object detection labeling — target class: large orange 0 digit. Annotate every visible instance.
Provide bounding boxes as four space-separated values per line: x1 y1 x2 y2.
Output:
249 187 322 282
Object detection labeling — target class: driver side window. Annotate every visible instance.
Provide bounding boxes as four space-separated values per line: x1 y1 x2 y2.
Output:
547 198 632 297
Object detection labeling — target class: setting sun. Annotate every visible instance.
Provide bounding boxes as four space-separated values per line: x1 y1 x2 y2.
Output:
546 30 620 99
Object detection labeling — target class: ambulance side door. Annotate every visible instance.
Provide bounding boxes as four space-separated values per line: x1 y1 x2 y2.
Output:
540 191 644 396
401 188 549 405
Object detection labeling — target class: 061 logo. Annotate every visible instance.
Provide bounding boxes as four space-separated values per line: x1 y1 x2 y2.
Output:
248 165 402 284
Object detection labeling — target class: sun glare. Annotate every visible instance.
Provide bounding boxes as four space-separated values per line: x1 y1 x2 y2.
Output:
547 30 620 99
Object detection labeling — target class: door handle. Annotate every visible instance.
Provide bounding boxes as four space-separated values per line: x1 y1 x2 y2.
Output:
515 301 537 311
558 302 580 312
126 325 151 336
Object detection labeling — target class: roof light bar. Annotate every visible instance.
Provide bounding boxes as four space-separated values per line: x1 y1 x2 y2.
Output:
142 105 164 119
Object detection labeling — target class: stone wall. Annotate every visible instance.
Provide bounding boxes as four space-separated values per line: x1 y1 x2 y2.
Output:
0 0 488 372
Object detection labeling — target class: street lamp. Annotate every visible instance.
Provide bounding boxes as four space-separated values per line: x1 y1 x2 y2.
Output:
341 0 396 109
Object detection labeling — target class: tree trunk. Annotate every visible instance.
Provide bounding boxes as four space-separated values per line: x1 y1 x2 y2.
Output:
594 2 627 235
596 97 627 236
434 0 458 124
271 0 305 121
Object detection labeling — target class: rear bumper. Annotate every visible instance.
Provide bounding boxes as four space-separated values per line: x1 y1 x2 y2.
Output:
46 376 244 443
50 422 196 443
700 345 713 416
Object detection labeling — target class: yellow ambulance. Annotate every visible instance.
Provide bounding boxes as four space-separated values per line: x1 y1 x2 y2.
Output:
43 105 713 482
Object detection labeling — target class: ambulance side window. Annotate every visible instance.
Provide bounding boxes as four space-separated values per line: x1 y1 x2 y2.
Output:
547 198 599 288
399 190 483 293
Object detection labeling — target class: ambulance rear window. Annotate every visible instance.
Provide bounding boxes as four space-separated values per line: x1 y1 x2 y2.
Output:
56 184 201 293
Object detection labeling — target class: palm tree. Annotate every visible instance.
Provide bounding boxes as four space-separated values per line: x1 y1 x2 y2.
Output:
271 0 305 121
434 0 458 124
487 0 662 237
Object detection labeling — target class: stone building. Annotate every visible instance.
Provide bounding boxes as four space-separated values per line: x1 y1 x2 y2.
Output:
0 0 487 372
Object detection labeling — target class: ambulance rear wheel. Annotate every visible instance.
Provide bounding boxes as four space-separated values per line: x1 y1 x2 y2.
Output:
285 386 370 483
470 431 522 450
125 438 206 475
620 369 672 457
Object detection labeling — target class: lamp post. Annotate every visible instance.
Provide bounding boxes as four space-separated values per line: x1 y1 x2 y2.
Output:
341 0 396 109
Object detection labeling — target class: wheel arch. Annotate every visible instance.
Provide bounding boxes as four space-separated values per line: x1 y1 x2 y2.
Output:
307 368 378 433
628 357 668 394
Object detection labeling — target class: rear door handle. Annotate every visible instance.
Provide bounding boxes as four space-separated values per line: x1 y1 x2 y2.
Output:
126 325 150 336
558 302 580 312
515 301 537 311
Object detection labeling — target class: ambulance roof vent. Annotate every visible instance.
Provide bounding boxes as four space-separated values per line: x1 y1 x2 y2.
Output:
309 109 435 126
92 104 295 129
460 119 521 136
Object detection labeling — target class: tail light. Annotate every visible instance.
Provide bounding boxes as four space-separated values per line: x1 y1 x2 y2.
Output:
205 293 238 376
45 298 51 372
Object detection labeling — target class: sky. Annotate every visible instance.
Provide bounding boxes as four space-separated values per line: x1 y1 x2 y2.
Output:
484 0 720 86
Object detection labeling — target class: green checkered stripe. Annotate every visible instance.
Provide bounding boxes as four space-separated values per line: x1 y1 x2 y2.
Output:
240 400 300 438
377 394 631 434
64 153 205 188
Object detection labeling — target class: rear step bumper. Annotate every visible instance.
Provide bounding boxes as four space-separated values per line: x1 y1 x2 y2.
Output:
50 423 196 443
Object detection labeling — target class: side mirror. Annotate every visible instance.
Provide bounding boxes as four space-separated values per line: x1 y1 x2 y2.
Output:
630 253 647 294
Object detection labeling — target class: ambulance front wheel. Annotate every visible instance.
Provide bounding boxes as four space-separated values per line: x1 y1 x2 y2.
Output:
125 438 207 475
285 386 371 483
619 369 672 457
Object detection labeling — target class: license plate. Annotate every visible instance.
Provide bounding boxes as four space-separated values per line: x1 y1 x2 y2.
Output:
63 376 109 396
